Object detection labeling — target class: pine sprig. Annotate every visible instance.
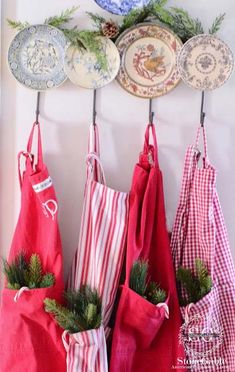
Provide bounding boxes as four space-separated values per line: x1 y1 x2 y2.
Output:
86 12 106 29
176 258 212 306
7 7 78 32
28 254 42 287
168 7 204 43
129 260 148 297
146 281 167 304
44 286 102 333
45 6 78 28
2 251 55 290
44 299 80 333
209 13 226 34
7 19 30 31
130 260 167 305
40 273 55 288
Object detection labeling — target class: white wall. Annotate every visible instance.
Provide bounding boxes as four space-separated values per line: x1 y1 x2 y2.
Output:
1 0 235 285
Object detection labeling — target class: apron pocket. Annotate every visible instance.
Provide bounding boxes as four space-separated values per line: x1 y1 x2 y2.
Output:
179 287 223 360
0 287 66 372
62 325 108 372
116 285 169 351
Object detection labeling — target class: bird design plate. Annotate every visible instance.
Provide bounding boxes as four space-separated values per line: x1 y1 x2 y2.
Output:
177 34 234 91
65 37 120 89
115 23 183 98
94 0 151 15
8 24 67 91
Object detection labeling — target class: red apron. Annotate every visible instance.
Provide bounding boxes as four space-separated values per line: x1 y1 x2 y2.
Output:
0 122 66 372
171 126 235 370
110 124 185 372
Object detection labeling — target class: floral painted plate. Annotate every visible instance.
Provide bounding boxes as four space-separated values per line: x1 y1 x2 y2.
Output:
94 0 151 15
177 34 234 91
115 23 183 98
8 24 67 91
65 37 120 89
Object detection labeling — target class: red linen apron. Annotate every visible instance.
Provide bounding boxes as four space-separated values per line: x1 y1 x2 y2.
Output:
110 124 185 372
67 124 129 372
171 126 235 370
0 122 66 372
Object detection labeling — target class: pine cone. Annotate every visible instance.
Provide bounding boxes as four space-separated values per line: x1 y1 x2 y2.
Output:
102 21 119 39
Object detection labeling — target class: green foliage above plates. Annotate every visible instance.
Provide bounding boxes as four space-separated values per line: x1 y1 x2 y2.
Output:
88 0 225 43
7 3 226 72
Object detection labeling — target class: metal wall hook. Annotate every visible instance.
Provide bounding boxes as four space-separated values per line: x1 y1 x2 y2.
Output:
35 92 40 124
149 98 154 124
93 89 97 126
200 91 206 127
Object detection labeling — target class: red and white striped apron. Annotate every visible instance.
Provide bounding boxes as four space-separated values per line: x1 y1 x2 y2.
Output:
66 124 129 372
171 126 235 370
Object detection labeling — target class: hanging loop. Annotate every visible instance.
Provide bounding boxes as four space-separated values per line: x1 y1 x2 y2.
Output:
149 98 154 125
93 89 97 126
35 92 40 124
200 91 206 127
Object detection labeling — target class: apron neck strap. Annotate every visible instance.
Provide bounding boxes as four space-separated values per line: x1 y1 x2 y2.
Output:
17 122 44 188
88 123 100 155
142 124 159 168
87 124 106 184
27 122 43 170
195 125 208 161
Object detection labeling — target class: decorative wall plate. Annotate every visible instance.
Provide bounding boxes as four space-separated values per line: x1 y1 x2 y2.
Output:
94 0 151 15
115 23 183 98
177 34 234 91
8 24 67 91
64 37 120 89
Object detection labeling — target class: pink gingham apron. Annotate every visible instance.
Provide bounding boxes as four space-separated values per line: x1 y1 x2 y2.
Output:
171 126 235 370
65 124 129 372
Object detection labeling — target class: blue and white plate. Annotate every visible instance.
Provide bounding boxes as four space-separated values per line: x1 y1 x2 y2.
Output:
8 24 67 91
94 0 151 15
65 37 120 89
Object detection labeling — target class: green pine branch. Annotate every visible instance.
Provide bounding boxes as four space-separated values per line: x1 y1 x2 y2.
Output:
44 286 102 333
146 281 167 304
176 258 212 306
44 298 81 333
86 12 106 29
40 273 55 288
130 260 148 297
130 260 167 305
209 13 225 34
7 19 30 31
28 254 42 287
45 6 78 28
2 251 55 290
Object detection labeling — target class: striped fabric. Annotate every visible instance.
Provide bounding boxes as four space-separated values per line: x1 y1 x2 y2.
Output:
171 126 235 371
62 326 108 372
67 124 129 371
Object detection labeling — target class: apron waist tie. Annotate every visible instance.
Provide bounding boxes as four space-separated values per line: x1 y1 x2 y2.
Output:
14 286 30 302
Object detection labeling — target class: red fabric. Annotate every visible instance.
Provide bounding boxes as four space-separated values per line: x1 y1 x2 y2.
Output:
0 123 66 372
110 124 185 372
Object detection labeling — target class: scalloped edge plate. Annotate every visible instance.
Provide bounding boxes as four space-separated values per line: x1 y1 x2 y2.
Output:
8 24 68 91
177 34 234 91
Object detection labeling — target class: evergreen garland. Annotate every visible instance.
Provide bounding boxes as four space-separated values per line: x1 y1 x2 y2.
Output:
176 258 212 306
3 251 55 289
44 286 102 333
130 260 167 304
7 3 226 73
88 1 225 43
